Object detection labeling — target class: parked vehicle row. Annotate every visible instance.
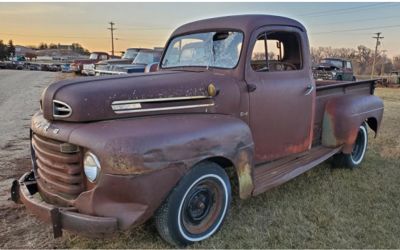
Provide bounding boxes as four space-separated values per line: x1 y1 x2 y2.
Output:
0 60 69 72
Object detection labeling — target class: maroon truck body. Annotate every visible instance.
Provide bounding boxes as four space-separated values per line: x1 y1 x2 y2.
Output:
12 15 383 245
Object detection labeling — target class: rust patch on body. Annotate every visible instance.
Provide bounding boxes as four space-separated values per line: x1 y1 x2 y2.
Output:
235 149 254 199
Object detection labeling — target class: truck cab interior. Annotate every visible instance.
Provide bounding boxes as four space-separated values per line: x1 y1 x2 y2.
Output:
250 31 302 72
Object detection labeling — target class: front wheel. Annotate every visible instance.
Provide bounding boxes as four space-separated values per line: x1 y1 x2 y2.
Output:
155 162 231 246
333 123 368 169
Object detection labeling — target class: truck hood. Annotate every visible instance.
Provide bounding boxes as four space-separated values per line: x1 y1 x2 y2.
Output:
111 64 147 73
72 59 98 65
41 70 241 122
314 63 339 71
97 58 132 65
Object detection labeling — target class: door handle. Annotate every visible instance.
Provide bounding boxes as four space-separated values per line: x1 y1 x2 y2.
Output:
247 84 257 92
305 84 314 96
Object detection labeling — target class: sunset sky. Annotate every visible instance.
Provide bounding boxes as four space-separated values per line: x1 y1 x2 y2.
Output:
1 2 400 57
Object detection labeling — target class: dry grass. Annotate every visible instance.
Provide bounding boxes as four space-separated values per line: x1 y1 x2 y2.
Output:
59 88 400 249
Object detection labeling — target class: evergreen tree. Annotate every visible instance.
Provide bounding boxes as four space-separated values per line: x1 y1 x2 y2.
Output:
7 40 15 58
0 40 8 60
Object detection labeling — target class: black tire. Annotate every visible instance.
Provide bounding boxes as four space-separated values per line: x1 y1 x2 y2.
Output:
333 123 368 169
352 76 356 81
154 162 231 247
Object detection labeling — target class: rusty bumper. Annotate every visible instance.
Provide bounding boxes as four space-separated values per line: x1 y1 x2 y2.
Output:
11 171 118 238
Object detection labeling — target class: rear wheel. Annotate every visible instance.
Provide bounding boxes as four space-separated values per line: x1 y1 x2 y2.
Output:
155 162 231 246
333 123 368 169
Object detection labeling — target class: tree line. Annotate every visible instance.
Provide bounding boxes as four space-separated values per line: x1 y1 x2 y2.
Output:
30 42 90 55
0 40 16 60
311 45 400 75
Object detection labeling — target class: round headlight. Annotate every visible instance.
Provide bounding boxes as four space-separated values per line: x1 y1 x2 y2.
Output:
84 152 101 183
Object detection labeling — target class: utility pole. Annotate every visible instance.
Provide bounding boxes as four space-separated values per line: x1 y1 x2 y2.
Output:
108 22 116 57
371 32 384 79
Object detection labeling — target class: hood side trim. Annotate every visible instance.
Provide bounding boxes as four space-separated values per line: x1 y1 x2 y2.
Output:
112 95 211 105
113 103 214 114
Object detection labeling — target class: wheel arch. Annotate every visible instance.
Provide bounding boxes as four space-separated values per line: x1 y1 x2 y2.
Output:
192 148 255 200
366 116 379 137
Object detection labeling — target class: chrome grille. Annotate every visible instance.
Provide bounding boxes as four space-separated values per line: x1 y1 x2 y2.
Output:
31 133 83 206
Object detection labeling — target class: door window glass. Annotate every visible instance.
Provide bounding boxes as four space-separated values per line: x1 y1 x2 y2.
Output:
250 34 267 71
250 31 302 72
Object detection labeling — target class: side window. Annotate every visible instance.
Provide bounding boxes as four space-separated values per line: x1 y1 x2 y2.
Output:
346 61 352 69
250 31 302 72
100 54 108 60
250 34 267 71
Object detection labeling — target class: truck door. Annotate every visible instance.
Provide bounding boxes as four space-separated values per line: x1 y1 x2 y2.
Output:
245 26 315 164
344 61 354 81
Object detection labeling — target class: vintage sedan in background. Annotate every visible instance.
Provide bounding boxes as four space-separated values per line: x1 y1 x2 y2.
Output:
94 48 142 73
70 52 110 75
94 48 162 75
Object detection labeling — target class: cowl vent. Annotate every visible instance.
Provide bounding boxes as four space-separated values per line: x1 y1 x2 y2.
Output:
53 100 72 118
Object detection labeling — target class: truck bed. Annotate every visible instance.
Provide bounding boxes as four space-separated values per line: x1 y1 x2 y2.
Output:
313 79 377 144
316 79 372 88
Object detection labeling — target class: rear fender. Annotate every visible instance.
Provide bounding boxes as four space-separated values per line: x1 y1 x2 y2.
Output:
322 95 383 153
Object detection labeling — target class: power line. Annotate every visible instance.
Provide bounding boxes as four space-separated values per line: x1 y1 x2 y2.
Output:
0 33 108 39
310 15 400 27
311 24 400 35
371 32 384 79
118 26 173 31
299 3 387 17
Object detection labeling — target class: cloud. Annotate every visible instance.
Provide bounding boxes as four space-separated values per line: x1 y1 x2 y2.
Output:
0 3 84 16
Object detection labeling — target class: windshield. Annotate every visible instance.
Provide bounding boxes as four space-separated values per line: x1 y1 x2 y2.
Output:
123 49 139 59
133 51 157 64
89 53 98 60
162 31 243 69
321 59 343 68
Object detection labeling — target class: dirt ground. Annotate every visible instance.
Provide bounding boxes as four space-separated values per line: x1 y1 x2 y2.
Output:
0 70 399 248
0 70 64 248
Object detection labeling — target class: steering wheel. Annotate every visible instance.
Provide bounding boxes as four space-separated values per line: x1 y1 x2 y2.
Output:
254 62 297 72
269 61 297 71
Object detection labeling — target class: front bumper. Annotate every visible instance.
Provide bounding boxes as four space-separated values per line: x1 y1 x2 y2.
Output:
11 171 118 238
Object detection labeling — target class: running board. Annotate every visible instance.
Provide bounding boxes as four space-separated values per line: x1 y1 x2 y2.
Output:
252 146 342 196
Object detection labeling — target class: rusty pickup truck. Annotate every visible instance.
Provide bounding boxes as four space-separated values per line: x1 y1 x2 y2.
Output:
11 15 384 246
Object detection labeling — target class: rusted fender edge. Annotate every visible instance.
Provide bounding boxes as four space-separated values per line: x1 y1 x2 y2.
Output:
322 94 384 153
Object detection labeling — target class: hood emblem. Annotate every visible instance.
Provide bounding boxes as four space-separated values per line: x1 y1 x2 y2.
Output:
207 83 219 97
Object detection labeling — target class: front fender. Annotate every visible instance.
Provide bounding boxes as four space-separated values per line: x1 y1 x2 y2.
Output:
67 114 255 227
68 114 254 175
322 94 383 153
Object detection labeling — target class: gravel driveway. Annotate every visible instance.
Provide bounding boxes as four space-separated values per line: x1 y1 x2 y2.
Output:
0 70 70 248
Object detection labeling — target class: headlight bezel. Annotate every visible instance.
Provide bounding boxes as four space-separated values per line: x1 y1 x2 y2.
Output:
83 151 101 183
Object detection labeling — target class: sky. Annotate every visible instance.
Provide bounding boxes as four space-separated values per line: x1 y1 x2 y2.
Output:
1 2 400 57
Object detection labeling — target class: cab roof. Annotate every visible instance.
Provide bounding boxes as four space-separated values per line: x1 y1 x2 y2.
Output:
171 14 306 37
